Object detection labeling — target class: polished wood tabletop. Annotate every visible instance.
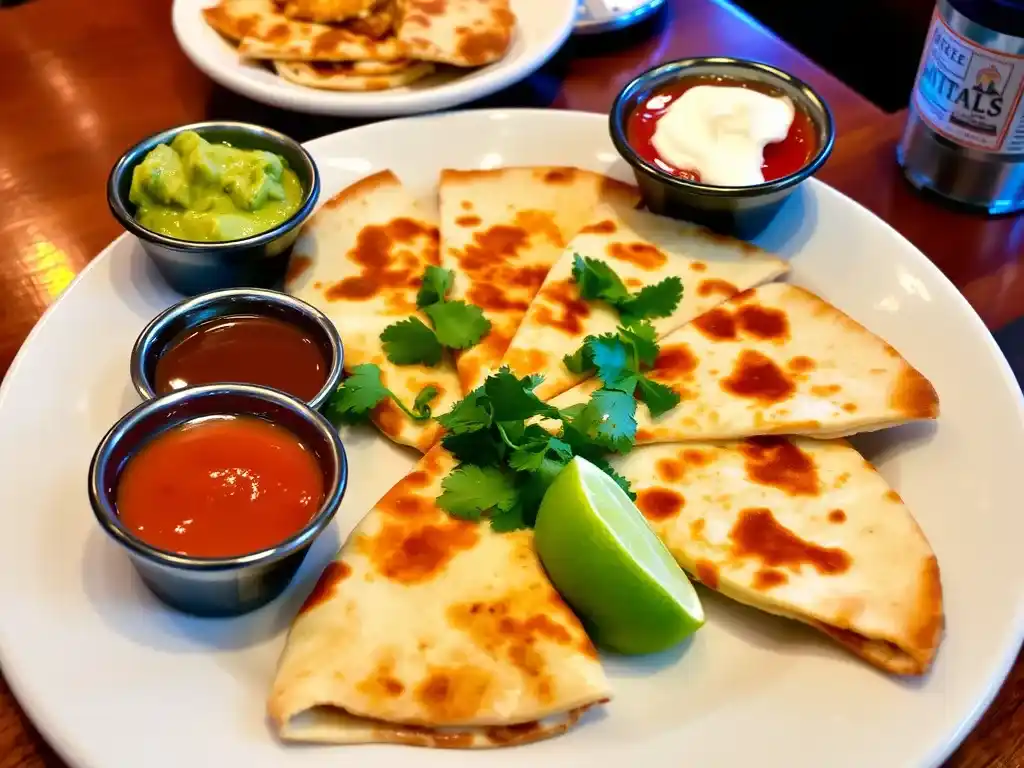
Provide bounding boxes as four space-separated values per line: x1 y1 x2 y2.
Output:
0 0 1022 765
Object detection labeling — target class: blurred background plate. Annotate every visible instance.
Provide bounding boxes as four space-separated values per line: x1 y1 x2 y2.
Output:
171 0 576 117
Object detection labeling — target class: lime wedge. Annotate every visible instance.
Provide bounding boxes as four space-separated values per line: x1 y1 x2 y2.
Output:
534 456 704 655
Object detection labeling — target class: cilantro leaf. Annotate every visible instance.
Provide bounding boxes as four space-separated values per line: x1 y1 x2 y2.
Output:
588 388 638 453
412 386 440 419
619 321 659 368
618 277 684 324
509 435 572 472
323 364 389 424
635 377 681 419
437 465 517 521
484 368 559 422
437 389 492 435
425 300 491 350
562 344 591 375
572 254 630 304
589 335 635 391
416 265 454 308
441 429 505 467
380 317 443 366
490 501 528 532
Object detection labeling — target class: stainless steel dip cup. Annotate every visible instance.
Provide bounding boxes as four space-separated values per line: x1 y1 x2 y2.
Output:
88 384 347 617
130 288 343 413
107 121 320 297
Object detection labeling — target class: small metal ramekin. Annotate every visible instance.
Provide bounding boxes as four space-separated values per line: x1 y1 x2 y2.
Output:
107 121 320 296
130 287 344 413
88 384 347 617
610 57 836 238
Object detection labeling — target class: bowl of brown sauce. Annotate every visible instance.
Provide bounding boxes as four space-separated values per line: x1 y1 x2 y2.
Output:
130 287 343 412
88 383 347 616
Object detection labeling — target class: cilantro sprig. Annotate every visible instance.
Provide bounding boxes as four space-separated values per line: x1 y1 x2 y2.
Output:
564 321 681 419
434 368 638 532
571 254 683 326
324 364 438 425
380 266 490 366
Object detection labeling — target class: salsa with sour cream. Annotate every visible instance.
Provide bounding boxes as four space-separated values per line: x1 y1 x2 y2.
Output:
626 75 817 186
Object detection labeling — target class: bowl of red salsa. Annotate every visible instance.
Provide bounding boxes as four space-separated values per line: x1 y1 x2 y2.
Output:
88 383 347 616
131 287 344 412
610 57 835 237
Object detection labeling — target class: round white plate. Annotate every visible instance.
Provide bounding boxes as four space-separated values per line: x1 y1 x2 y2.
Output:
1 110 1023 768
172 0 576 117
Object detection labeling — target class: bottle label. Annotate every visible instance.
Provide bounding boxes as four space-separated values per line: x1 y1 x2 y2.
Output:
913 7 1024 153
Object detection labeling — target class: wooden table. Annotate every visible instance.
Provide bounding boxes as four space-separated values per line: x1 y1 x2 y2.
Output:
0 0 1021 765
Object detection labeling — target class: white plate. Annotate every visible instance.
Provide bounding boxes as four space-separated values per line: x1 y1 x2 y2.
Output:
1 110 1023 768
172 0 576 117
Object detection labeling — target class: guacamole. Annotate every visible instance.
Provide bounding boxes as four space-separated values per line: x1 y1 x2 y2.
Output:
128 131 304 242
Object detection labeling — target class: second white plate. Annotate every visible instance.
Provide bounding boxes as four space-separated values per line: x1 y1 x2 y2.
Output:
172 0 577 117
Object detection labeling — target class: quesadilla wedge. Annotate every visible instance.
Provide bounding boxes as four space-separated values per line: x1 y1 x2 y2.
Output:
549 282 940 441
439 167 640 393
285 170 459 452
203 0 406 61
500 204 790 401
612 438 943 674
398 0 516 67
274 60 435 90
269 446 610 747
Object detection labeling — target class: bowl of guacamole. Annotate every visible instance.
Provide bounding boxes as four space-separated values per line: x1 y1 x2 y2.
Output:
108 122 320 297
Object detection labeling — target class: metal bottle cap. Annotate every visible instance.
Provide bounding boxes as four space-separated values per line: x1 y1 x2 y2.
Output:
574 0 666 35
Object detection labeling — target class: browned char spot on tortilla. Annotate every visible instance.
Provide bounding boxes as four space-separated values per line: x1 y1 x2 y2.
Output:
730 508 850 575
456 214 482 227
357 657 406 701
607 241 667 270
415 664 495 723
694 307 737 340
533 279 590 336
695 560 719 590
297 561 351 615
284 255 312 286
359 518 479 585
448 584 581 705
721 350 795 402
580 219 617 235
636 488 685 521
890 363 939 419
828 509 847 523
697 279 738 299
753 568 788 589
739 437 820 496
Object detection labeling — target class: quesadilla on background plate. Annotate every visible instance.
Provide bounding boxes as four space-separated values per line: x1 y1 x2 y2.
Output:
285 170 459 452
439 167 640 393
550 282 940 441
204 0 406 61
274 60 435 90
499 204 790 402
269 446 610 747
398 0 516 67
613 437 943 674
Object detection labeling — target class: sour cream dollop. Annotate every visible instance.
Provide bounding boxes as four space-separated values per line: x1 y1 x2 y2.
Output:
650 85 796 187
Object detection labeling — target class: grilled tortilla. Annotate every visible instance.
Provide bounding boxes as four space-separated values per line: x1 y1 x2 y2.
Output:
613 438 943 674
439 167 640 393
269 446 610 747
203 0 406 61
276 0 381 23
285 170 459 452
550 282 940 441
274 60 435 90
398 0 516 67
500 204 790 402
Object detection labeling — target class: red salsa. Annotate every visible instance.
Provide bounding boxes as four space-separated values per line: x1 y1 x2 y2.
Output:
154 315 328 402
116 415 325 557
626 75 817 184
